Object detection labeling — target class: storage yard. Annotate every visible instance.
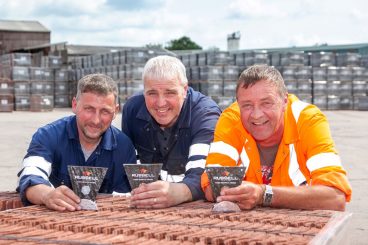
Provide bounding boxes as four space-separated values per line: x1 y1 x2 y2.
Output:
1 48 368 112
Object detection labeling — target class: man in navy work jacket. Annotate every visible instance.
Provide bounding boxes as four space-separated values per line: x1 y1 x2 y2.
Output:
18 74 136 211
122 55 221 208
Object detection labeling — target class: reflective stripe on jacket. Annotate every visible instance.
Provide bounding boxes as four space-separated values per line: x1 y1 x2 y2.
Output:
123 87 221 200
201 94 352 201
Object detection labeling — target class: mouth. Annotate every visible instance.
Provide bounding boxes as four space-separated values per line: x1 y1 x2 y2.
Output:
156 108 169 114
252 120 268 126
87 124 102 131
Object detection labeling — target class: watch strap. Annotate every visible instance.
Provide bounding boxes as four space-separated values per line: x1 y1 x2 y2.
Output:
263 185 273 207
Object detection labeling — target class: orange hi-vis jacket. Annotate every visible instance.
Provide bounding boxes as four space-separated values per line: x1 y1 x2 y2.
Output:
201 94 352 201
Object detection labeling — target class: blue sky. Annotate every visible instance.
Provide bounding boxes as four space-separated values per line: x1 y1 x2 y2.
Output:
0 0 367 50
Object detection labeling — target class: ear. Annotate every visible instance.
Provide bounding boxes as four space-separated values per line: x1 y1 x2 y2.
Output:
282 93 288 111
183 84 188 97
72 97 78 114
113 103 120 119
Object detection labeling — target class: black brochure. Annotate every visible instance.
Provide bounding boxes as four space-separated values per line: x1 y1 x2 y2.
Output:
67 165 107 210
123 163 163 190
206 166 246 199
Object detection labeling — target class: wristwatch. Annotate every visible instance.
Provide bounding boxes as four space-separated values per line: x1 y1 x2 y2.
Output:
263 185 273 207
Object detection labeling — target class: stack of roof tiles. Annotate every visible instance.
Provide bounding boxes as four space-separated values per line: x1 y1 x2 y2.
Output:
0 191 23 211
0 193 349 244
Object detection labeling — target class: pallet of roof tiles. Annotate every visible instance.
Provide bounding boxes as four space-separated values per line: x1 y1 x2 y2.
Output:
199 80 223 97
206 51 233 66
336 53 361 67
244 51 269 67
313 95 328 110
179 53 190 67
282 66 297 80
280 51 306 66
30 81 54 96
29 67 44 81
0 53 32 67
11 66 30 81
15 95 30 111
55 69 69 82
30 95 53 112
352 81 367 96
126 48 149 64
200 66 224 80
223 80 237 97
0 196 352 245
0 191 23 211
339 67 353 82
0 78 14 95
0 65 11 79
313 67 328 81
353 95 368 110
54 95 70 108
310 52 336 67
0 94 14 112
223 65 239 81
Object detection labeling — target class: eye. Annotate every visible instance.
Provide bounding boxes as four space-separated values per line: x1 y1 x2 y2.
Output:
241 104 253 110
85 107 94 112
262 101 273 108
101 109 113 116
146 91 157 96
166 90 177 96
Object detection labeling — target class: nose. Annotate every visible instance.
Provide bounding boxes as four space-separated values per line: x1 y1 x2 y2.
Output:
250 105 264 119
91 111 101 125
156 94 166 107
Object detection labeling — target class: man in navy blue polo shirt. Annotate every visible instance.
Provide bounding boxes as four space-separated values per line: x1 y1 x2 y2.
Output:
18 74 136 211
122 55 221 208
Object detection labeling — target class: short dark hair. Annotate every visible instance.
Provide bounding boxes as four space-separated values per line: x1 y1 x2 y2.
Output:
76 74 118 103
236 65 287 98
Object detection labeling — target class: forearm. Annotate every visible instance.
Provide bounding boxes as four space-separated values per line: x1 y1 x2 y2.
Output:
25 184 54 205
169 183 193 205
270 185 346 211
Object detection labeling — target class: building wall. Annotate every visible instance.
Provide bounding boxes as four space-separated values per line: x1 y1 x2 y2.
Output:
0 31 50 54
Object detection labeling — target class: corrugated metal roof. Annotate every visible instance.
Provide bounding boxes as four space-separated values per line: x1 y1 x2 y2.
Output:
0 20 50 32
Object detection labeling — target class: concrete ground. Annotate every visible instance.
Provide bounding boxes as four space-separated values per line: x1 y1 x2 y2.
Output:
0 109 367 244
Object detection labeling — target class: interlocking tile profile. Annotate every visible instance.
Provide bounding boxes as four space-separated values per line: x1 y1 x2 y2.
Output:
0 193 350 244
0 191 23 211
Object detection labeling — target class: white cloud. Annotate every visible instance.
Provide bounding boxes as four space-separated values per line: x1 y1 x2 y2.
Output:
1 0 367 50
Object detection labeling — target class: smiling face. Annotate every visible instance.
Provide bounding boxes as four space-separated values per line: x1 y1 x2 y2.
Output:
72 92 118 147
236 79 287 147
144 77 188 128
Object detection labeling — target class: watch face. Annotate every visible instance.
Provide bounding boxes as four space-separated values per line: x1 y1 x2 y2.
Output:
263 185 273 206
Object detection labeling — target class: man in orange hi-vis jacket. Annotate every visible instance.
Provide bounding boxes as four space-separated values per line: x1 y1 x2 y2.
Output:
201 65 352 211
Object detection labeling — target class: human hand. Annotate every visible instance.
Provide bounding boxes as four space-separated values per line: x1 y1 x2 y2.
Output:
41 185 81 212
130 181 191 208
216 181 264 210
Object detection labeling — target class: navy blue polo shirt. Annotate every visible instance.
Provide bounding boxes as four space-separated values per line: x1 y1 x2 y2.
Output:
18 115 136 205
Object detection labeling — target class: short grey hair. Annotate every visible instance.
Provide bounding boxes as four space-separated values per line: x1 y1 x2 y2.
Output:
76 73 118 103
236 65 287 97
142 55 188 86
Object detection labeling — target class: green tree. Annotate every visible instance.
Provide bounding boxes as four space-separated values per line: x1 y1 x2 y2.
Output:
165 36 202 50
